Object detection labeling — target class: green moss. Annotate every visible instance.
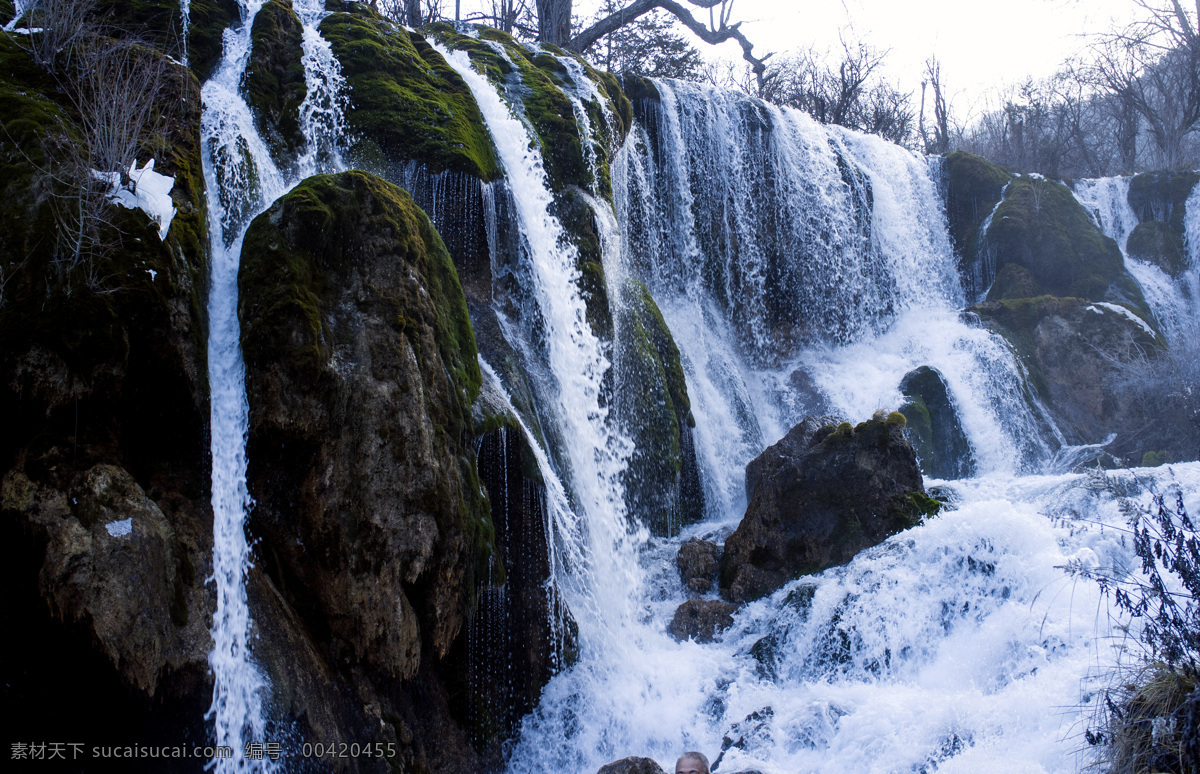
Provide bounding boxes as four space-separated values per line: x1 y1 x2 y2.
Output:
618 279 700 535
986 261 1043 301
885 411 906 428
321 8 500 180
240 170 480 428
987 176 1128 302
1127 221 1187 276
243 0 307 164
1140 450 1169 467
0 0 16 25
92 0 186 55
891 490 941 528
943 150 1012 263
186 0 240 81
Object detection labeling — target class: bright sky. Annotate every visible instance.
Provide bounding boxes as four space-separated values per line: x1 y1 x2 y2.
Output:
454 0 1146 115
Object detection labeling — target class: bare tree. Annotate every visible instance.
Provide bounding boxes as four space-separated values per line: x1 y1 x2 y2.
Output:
1090 0 1200 168
761 41 914 145
21 0 96 71
920 57 950 154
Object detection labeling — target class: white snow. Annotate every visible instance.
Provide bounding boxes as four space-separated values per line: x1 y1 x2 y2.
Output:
105 519 133 537
94 159 177 240
1086 302 1157 338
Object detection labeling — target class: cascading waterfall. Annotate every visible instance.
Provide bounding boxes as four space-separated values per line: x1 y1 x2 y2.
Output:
201 1 344 768
1073 175 1200 344
180 0 191 66
4 0 28 30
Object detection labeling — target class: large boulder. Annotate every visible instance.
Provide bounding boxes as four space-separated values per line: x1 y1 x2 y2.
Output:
1127 220 1188 276
898 366 975 480
239 170 493 770
669 599 738 643
984 176 1134 303
720 415 938 604
971 296 1162 456
1128 169 1198 235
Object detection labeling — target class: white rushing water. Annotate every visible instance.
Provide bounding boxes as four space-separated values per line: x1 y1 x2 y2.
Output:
1073 175 1200 345
201 1 344 769
454 73 1175 774
180 0 190 66
434 41 647 698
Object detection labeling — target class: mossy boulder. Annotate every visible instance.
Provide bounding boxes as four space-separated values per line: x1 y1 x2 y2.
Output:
984 175 1129 302
971 296 1160 450
898 366 975 480
617 280 703 536
239 170 493 691
942 150 1012 298
1128 169 1198 235
91 0 187 56
243 0 307 165
319 6 499 179
720 415 936 604
1127 220 1187 276
185 0 240 81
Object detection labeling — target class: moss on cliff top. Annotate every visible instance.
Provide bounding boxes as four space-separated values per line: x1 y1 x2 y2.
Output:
986 175 1132 303
319 7 500 180
240 170 481 429
942 150 1011 260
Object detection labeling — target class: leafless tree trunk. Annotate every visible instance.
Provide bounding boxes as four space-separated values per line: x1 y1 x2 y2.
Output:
536 0 572 45
920 57 950 154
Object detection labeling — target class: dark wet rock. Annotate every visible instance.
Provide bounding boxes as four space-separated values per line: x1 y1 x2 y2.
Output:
669 599 738 643
677 537 721 594
186 0 241 81
745 415 841 502
244 0 308 165
597 756 667 774
1127 220 1187 276
941 151 1012 299
1128 169 1198 235
721 415 938 604
899 366 975 480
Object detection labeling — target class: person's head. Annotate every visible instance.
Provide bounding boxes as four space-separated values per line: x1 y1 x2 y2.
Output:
675 752 710 774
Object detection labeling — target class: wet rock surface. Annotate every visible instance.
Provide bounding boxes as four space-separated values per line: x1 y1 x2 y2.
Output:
677 537 721 594
721 415 936 604
669 599 739 643
899 366 975 480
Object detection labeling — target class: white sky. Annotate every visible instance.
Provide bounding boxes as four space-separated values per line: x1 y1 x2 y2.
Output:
453 0 1145 116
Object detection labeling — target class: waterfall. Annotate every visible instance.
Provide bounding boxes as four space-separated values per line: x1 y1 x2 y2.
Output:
201 1 344 768
1073 175 1200 345
4 0 28 30
180 0 190 66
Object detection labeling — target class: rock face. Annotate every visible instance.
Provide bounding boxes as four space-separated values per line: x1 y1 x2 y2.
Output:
619 280 704 536
244 0 307 165
1127 221 1187 276
899 366 975 480
677 537 721 593
721 415 938 604
941 151 1011 299
971 296 1161 454
0 32 214 755
239 171 494 770
598 757 667 774
669 599 738 643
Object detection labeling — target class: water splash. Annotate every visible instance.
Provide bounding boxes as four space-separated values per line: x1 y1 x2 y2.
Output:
201 1 345 768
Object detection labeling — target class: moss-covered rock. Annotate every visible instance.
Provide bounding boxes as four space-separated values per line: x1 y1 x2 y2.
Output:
92 0 187 56
243 0 307 165
898 366 975 480
721 414 934 604
185 0 240 81
240 169 489 674
319 6 499 179
1128 169 1199 235
942 151 1012 297
1127 220 1188 276
985 175 1128 302
617 279 703 536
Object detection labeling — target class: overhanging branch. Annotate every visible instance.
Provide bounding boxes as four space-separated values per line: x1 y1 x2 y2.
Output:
568 0 771 89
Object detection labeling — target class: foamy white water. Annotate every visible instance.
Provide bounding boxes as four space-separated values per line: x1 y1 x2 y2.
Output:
201 1 345 768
